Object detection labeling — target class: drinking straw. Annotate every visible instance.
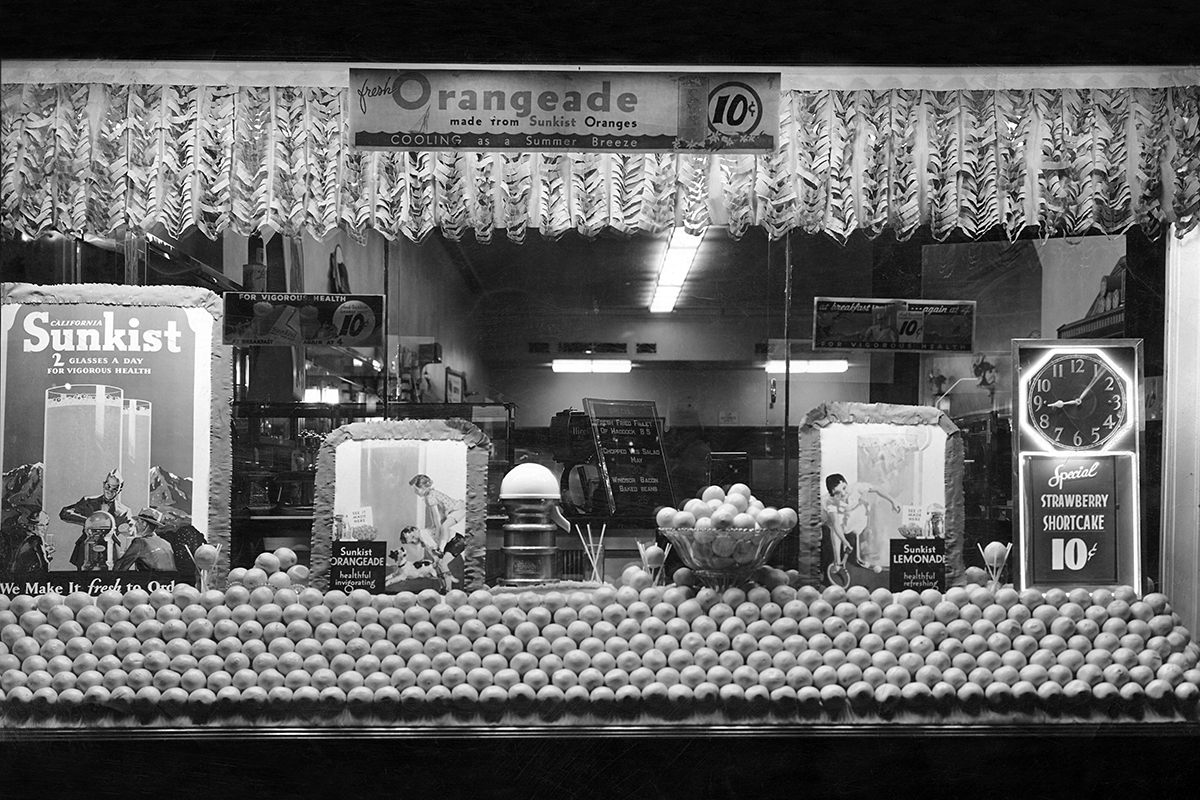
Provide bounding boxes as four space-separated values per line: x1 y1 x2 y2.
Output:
596 525 607 581
576 524 600 582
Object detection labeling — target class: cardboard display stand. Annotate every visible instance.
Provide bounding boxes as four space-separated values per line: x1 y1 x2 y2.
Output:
308 418 490 593
797 402 965 590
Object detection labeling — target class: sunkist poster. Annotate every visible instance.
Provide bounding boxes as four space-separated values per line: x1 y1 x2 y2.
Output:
0 285 216 596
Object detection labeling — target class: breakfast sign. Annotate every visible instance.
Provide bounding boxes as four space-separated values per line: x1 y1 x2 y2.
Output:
349 69 779 153
223 292 384 347
813 297 976 352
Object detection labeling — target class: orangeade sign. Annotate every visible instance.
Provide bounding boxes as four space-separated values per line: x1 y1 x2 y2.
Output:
349 69 778 153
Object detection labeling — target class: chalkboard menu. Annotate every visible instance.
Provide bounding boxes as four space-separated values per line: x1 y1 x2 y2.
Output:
583 398 676 517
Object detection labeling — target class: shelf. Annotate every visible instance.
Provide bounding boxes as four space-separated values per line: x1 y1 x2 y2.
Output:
233 401 385 419
245 515 315 521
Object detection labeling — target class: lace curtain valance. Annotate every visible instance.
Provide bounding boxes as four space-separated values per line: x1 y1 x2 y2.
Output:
3 83 1196 244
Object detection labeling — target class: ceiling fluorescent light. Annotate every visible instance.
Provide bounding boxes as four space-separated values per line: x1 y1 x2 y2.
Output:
552 359 593 373
649 229 705 312
590 359 632 373
764 359 850 374
807 360 850 373
649 284 682 313
668 230 705 252
657 248 696 286
552 359 632 373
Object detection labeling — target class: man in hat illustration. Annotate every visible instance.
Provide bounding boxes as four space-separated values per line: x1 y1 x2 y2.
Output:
63 468 134 567
113 507 176 571
9 511 53 572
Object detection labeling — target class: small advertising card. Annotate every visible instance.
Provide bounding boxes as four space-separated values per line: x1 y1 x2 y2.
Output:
330 540 387 593
890 539 947 593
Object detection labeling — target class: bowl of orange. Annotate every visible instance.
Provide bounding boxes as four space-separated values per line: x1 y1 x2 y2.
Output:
658 526 790 591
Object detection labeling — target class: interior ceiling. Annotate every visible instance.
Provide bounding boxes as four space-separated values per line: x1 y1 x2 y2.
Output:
444 227 883 323
2 2 1192 66
446 228 784 314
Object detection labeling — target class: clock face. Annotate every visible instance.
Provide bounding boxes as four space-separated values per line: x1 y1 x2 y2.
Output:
1026 353 1128 450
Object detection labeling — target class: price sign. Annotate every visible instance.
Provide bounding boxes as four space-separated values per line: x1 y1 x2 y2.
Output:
1026 455 1119 585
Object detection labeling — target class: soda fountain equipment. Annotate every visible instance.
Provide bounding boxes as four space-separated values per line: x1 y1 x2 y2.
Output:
499 462 570 586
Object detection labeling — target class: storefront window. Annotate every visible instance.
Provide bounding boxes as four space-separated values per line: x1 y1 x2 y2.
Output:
0 64 1194 751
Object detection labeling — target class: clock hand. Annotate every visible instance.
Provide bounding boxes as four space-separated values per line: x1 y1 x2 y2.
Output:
1073 370 1104 404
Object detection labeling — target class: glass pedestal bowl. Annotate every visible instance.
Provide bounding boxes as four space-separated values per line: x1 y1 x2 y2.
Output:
659 527 789 591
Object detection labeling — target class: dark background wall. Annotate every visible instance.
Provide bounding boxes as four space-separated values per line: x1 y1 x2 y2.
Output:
3 1 1197 66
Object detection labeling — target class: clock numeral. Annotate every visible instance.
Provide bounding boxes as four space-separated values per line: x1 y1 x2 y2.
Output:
1052 363 1064 378
1073 431 1083 447
1039 414 1050 429
1110 395 1122 410
1032 395 1043 411
1104 415 1116 429
1072 358 1085 374
1037 378 1051 393
1104 376 1115 392
1091 427 1101 443
1054 427 1064 442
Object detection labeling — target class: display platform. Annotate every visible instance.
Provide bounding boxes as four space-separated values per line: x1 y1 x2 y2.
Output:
3 570 1197 735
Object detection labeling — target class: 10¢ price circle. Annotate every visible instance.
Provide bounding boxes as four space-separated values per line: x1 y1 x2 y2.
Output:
707 81 764 138
332 300 376 345
897 310 924 344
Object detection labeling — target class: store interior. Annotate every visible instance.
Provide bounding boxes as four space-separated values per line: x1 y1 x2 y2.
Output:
1 221 1167 586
